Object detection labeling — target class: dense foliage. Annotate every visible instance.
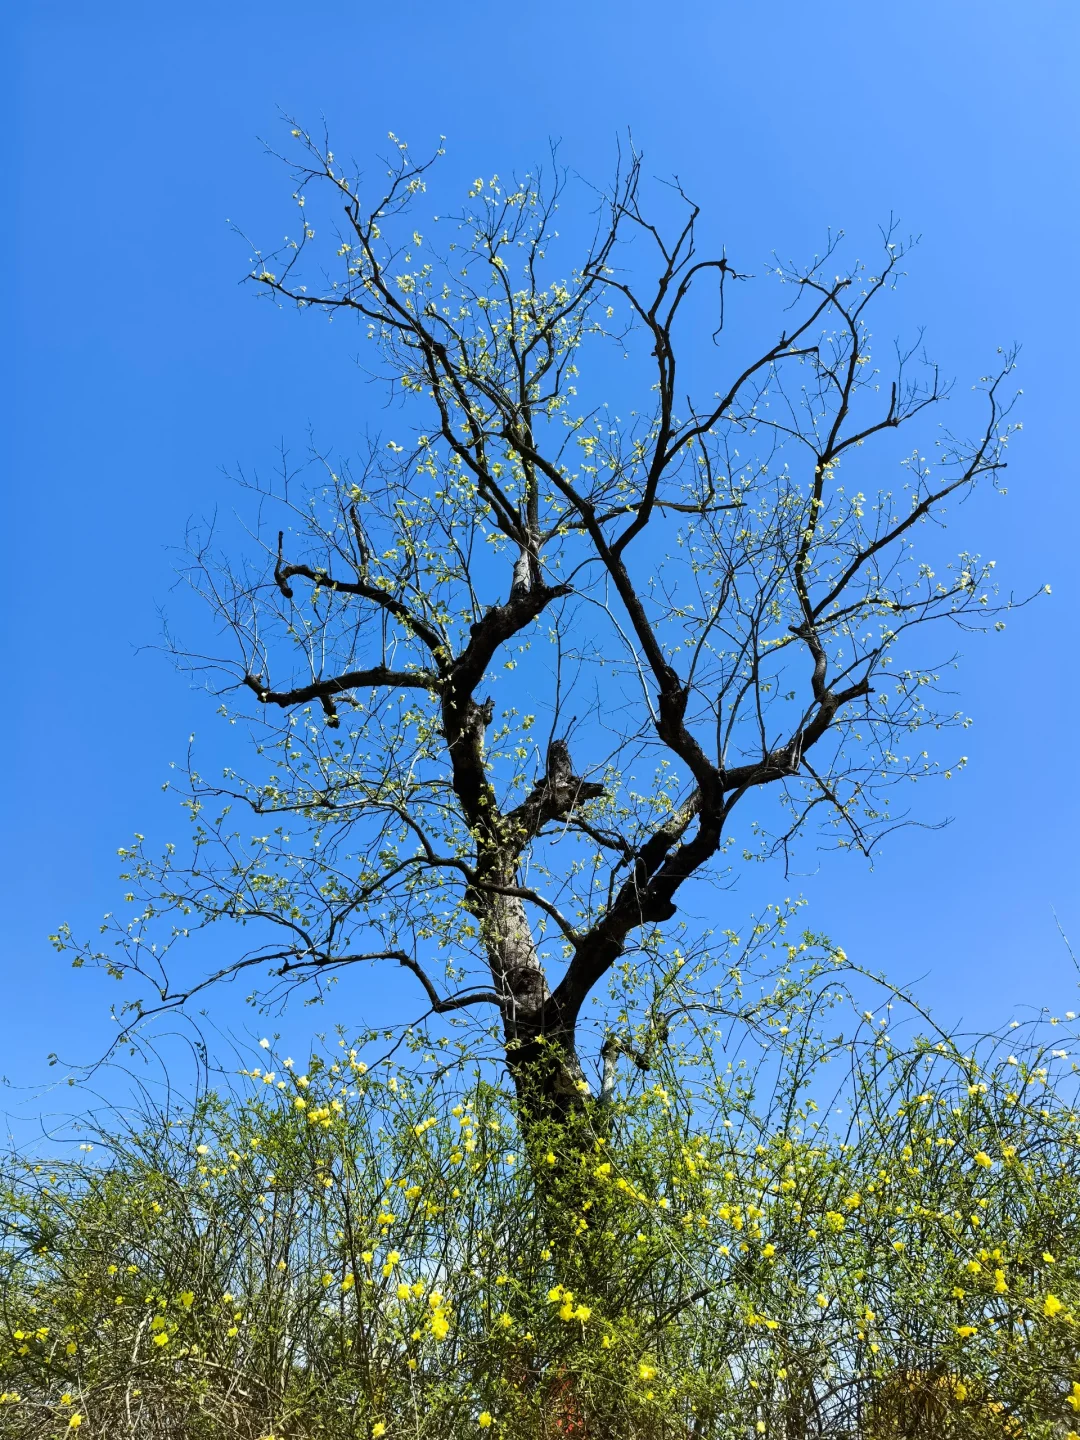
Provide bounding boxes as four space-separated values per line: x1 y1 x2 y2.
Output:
4 944 1079 1438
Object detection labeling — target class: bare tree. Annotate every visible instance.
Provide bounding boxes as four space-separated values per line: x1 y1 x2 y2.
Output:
61 127 1023 1124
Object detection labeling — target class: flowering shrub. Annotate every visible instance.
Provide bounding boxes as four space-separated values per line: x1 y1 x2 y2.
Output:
2 963 1080 1437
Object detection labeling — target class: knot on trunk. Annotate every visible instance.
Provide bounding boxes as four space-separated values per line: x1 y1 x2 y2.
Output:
544 739 605 809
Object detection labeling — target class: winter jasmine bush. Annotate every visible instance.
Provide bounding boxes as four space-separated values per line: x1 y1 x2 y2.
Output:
3 950 1079 1439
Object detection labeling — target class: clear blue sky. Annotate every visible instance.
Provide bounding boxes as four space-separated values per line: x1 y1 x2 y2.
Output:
6 0 1079 1090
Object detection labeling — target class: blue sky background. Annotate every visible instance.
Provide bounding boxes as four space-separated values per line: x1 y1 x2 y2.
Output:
6 0 1079 1098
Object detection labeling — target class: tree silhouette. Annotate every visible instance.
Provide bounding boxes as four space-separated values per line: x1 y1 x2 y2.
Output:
59 127 1022 1124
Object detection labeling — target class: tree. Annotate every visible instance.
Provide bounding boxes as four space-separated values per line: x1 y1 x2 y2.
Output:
59 125 1022 1128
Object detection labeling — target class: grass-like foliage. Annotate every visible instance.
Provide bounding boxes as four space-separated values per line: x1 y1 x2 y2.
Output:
2 946 1079 1438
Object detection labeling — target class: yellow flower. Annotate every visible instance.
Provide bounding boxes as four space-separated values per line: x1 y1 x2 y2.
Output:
61 1394 73 1405
1067 1382 1080 1413
152 1332 170 1347
956 1325 977 1338
68 1417 83 1431
638 1363 656 1381
431 1308 450 1341
973 1152 993 1168
372 1425 386 1438
1045 1294 1065 1317
478 1414 493 1429
762 1243 776 1258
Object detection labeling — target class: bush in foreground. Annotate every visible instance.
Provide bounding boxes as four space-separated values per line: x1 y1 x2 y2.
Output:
2 955 1080 1438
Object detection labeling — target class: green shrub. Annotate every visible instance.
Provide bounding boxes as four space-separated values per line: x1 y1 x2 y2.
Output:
3 955 1079 1438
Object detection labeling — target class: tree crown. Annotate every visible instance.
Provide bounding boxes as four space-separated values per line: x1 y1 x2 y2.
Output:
56 129 1023 1097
